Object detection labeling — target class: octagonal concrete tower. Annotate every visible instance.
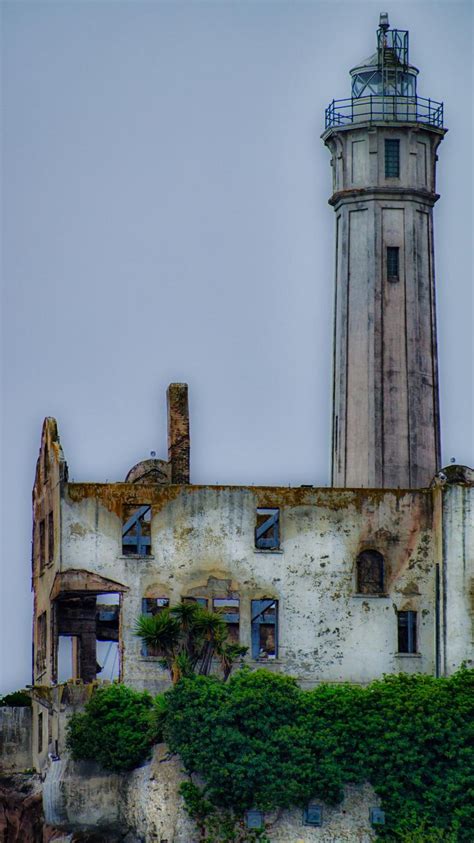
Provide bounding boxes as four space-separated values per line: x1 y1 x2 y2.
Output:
323 13 446 489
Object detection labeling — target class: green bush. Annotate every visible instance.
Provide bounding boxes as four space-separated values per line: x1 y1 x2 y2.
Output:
66 684 159 772
164 668 474 841
0 690 31 706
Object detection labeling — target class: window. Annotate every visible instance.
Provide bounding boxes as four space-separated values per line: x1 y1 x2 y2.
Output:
398 610 417 653
370 808 386 826
141 597 169 656
48 512 54 564
39 519 46 573
213 597 240 643
303 804 323 827
255 508 280 550
122 504 151 555
36 612 47 675
245 811 264 830
385 139 400 177
182 596 208 608
387 247 400 282
356 550 384 594
251 599 278 659
38 712 43 754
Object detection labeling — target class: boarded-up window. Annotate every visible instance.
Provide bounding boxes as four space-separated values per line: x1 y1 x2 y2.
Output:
255 508 280 550
141 597 169 656
39 519 46 573
36 612 47 675
251 599 278 658
356 550 384 594
398 610 417 653
213 597 240 643
48 512 54 564
122 504 151 555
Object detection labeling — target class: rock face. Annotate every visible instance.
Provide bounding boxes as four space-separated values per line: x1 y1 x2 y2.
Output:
0 773 68 843
41 747 379 841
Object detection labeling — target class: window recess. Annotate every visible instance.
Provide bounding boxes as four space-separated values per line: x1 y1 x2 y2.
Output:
255 508 280 550
251 599 278 659
141 597 170 656
385 139 400 177
213 597 240 643
356 550 385 595
122 504 151 555
397 610 417 653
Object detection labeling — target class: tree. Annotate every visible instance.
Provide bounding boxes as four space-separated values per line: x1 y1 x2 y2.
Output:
134 602 247 683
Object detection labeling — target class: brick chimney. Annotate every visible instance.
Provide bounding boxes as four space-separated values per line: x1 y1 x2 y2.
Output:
167 383 190 484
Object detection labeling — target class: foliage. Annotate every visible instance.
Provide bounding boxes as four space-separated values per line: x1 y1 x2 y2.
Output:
180 782 270 842
0 689 31 706
134 602 248 683
66 684 159 772
164 668 474 841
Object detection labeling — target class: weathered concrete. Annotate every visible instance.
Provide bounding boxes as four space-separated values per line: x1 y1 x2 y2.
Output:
0 707 32 773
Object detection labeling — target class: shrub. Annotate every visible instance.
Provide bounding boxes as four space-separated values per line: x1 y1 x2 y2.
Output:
66 684 159 772
0 690 31 706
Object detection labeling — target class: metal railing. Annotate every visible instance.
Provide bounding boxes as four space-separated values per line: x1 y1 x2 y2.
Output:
325 95 444 129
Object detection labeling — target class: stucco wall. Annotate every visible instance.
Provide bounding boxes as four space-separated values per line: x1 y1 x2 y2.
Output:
441 484 474 674
0 707 32 773
57 484 436 693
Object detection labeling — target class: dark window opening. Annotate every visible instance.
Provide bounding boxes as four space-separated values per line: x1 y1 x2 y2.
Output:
387 247 400 282
39 519 46 573
38 713 43 754
141 597 170 656
385 139 400 177
122 504 151 555
398 610 417 653
182 596 208 608
251 599 278 659
48 512 54 564
255 508 280 550
356 550 384 594
36 612 47 675
213 597 240 643
55 592 120 682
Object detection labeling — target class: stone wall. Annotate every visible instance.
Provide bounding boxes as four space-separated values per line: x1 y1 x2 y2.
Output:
0 707 32 773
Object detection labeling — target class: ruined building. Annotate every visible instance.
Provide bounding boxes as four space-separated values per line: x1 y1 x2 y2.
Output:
16 14 474 803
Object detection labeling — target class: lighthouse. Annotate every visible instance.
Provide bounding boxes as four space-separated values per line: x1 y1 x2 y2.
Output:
323 13 446 489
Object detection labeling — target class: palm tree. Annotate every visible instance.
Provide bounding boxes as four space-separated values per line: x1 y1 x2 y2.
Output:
134 602 247 683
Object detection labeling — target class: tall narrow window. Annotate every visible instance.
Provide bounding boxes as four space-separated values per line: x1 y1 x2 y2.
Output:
39 520 46 573
251 599 278 659
356 550 384 594
48 512 54 564
397 610 417 653
213 597 240 643
387 247 400 282
385 139 400 177
38 712 43 753
122 504 152 555
255 508 280 550
36 612 47 675
140 597 169 656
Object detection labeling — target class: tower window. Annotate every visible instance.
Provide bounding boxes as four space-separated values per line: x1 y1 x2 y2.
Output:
385 139 400 177
387 247 400 281
397 610 417 653
356 550 384 594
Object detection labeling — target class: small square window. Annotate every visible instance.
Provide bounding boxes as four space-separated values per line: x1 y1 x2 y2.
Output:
245 810 264 829
397 610 417 653
255 508 280 550
303 804 323 826
370 808 385 826
387 247 399 282
385 139 400 177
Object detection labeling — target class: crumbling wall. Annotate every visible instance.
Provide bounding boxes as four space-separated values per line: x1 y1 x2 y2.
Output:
0 707 32 773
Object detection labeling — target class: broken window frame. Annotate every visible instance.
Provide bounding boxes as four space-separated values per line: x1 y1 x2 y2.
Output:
251 599 278 659
397 610 417 654
255 508 280 550
213 597 240 643
122 504 152 556
141 596 170 656
356 550 385 595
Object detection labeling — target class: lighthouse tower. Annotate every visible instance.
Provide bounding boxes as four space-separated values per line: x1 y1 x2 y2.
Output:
323 14 446 489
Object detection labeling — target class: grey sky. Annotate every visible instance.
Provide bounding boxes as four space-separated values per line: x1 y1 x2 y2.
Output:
1 0 473 694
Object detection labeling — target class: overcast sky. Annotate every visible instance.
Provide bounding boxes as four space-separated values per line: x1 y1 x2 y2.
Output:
1 0 473 694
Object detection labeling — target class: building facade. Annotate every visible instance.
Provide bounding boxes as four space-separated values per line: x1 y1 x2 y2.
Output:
29 15 473 776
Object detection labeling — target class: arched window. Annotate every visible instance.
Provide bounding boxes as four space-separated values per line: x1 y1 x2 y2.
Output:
356 550 384 594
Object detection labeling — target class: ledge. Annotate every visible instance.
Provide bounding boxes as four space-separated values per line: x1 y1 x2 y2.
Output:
352 593 389 599
253 549 283 554
395 652 422 658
